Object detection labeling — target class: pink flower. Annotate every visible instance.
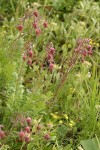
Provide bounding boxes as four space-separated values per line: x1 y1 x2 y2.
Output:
33 11 38 17
43 21 48 28
24 126 30 133
19 131 25 141
49 63 54 71
0 130 5 139
25 136 30 142
32 22 38 28
49 47 55 55
23 55 27 61
29 51 33 58
35 29 41 36
26 117 32 124
44 134 50 140
27 59 32 66
17 24 23 32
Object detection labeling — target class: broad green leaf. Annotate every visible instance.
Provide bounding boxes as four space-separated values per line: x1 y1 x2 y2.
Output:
80 137 100 150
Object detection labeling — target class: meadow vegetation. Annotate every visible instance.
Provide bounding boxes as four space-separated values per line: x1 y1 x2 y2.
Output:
0 0 100 149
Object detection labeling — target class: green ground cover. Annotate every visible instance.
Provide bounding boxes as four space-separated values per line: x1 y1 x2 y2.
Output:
0 0 100 149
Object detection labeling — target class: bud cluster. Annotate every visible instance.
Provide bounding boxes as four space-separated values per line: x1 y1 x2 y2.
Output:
46 43 56 71
32 10 48 36
17 10 48 37
75 38 93 62
19 117 32 143
23 43 33 66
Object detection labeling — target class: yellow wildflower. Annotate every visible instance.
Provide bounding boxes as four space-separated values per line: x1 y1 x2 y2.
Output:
51 113 60 119
96 43 99 47
59 120 63 124
63 114 68 120
69 120 75 127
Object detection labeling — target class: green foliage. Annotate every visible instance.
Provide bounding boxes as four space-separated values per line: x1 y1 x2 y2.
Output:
80 136 100 150
0 0 100 149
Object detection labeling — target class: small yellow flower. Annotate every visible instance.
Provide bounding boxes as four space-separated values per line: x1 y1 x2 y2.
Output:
63 114 68 120
69 120 75 127
89 39 93 45
96 43 99 47
54 64 61 70
59 120 63 124
70 88 76 93
51 113 60 119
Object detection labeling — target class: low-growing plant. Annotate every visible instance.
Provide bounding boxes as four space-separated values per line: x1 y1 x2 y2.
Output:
0 0 100 149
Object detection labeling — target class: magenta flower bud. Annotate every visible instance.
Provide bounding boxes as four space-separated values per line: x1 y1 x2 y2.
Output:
25 126 30 133
25 136 30 143
19 131 25 141
50 47 55 55
32 22 38 28
27 59 32 66
48 54 53 60
29 50 33 58
17 24 23 32
43 21 48 28
26 117 32 124
35 29 41 36
0 130 5 139
49 63 54 71
44 134 50 140
33 11 38 17
23 55 27 61
88 50 93 55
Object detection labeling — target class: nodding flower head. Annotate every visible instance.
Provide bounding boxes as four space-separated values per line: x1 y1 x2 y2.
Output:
44 134 50 140
43 21 48 28
0 130 5 140
35 29 41 36
23 55 27 61
49 63 54 71
17 24 23 32
49 47 55 55
32 21 38 29
27 59 32 66
26 117 32 124
25 135 30 143
33 11 38 17
29 50 33 58
24 126 30 133
19 131 25 141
